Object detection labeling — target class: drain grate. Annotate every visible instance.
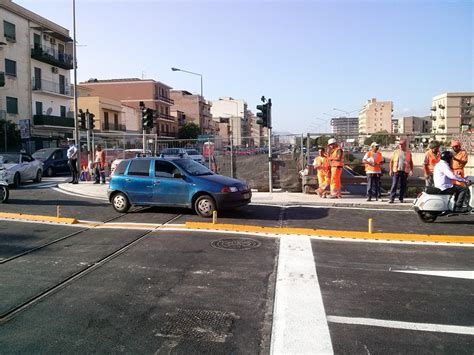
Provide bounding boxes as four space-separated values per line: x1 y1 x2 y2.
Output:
157 308 237 343
210 238 261 251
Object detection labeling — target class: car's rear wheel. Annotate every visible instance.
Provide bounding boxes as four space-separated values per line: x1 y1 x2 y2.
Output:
46 167 54 177
194 195 216 218
13 173 21 188
112 192 130 213
0 186 9 203
33 170 42 183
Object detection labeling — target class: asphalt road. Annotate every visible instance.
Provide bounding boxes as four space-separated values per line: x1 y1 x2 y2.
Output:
0 180 473 353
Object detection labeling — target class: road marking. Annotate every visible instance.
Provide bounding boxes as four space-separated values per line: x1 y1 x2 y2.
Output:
393 270 474 280
51 187 108 201
271 235 333 354
251 203 411 213
327 316 474 335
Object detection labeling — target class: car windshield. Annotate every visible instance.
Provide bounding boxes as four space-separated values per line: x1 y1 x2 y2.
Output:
0 154 20 164
186 150 199 155
174 159 213 176
32 149 55 160
161 148 180 155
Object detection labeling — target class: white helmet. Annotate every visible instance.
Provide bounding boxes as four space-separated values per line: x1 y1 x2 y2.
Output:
328 138 337 145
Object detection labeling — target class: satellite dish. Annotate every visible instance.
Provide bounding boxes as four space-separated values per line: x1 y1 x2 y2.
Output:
46 107 53 115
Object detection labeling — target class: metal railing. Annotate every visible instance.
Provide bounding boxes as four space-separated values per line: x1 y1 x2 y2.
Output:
156 95 174 105
30 45 73 70
33 114 74 128
32 78 73 96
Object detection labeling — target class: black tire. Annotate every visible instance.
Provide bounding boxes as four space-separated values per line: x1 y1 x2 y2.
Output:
417 211 438 223
111 192 130 213
33 170 42 183
194 195 216 218
45 167 54 177
13 173 20 188
0 186 9 203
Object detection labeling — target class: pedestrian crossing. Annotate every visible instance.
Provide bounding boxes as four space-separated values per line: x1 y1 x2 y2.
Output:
17 177 69 190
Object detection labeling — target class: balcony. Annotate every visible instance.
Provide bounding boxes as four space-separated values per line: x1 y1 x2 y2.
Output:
158 132 177 138
103 124 126 132
431 116 436 121
33 114 74 128
32 78 73 97
31 45 73 70
158 113 175 121
156 95 174 105
438 125 446 130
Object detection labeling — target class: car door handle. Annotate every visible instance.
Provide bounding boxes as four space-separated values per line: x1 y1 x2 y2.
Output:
153 181 160 185
125 178 131 182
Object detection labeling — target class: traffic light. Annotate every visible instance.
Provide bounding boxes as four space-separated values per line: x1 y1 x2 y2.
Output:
88 111 95 130
79 109 86 129
256 98 272 128
142 107 154 130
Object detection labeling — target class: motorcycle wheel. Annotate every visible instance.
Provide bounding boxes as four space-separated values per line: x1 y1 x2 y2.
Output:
417 211 437 223
0 186 9 203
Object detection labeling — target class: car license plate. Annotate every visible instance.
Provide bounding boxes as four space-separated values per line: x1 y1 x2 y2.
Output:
243 192 250 199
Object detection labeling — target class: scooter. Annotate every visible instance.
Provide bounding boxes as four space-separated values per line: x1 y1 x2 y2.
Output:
0 165 9 203
413 177 473 223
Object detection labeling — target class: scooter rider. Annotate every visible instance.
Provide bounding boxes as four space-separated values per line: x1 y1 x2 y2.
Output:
433 151 470 213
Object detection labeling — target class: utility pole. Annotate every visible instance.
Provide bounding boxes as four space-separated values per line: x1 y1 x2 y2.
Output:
267 99 272 193
86 109 91 161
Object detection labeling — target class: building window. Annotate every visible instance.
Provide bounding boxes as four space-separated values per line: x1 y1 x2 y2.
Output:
5 59 16 76
114 113 118 130
60 106 66 117
35 101 43 115
3 21 16 41
104 112 109 130
6 97 18 114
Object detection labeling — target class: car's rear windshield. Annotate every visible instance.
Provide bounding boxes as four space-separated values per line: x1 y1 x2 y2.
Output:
186 150 199 155
161 148 180 155
114 160 129 175
32 149 55 160
174 159 213 176
0 154 20 164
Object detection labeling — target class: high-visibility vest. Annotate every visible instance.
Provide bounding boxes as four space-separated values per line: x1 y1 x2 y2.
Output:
365 150 383 173
314 155 330 172
329 146 344 167
391 149 412 173
424 149 440 173
452 149 468 171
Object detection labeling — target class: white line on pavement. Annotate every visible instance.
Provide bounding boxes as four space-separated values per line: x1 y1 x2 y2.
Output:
392 270 474 280
51 187 108 201
327 315 474 335
251 203 411 213
271 235 334 354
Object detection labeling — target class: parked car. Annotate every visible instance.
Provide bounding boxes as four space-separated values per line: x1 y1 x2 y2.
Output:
185 148 205 164
108 157 251 217
0 152 43 187
32 148 69 177
159 148 189 160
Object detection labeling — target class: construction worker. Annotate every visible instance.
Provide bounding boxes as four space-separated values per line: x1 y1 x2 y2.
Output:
389 139 413 203
313 147 330 197
423 140 441 187
362 142 384 201
327 138 344 198
450 140 468 186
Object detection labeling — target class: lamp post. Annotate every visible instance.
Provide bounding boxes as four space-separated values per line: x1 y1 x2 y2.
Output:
171 67 203 98
72 0 80 175
333 108 359 141
219 99 240 178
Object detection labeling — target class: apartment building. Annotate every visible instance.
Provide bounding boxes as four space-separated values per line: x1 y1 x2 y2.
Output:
210 97 247 146
398 116 432 135
431 92 474 140
170 90 213 135
330 116 358 138
0 0 74 151
358 98 393 136
80 78 177 138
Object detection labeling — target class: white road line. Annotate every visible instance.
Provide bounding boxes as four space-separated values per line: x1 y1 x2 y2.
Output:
251 203 411 213
327 316 474 335
51 187 108 201
271 235 333 354
393 270 474 280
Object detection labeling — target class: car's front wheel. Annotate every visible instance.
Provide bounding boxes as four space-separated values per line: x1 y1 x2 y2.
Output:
13 173 21 188
33 169 42 183
194 195 216 218
112 192 130 213
45 167 54 177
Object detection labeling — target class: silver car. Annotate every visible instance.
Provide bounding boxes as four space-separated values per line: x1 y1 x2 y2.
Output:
159 148 189 160
185 149 205 164
0 153 43 187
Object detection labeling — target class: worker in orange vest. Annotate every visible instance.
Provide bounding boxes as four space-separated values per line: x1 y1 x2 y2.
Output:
450 140 468 186
313 147 330 197
327 138 344 198
389 139 413 203
423 140 441 187
362 142 385 201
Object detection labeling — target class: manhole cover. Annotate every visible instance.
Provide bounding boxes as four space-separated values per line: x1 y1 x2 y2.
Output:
211 238 261 250
157 308 237 343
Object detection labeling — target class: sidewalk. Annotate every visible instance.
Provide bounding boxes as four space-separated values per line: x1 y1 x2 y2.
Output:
57 182 414 210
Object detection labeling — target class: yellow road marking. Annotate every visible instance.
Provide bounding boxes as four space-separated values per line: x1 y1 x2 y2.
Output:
0 212 77 224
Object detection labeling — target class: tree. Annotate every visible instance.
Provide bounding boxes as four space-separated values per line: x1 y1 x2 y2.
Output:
363 130 395 147
178 123 200 139
0 119 21 152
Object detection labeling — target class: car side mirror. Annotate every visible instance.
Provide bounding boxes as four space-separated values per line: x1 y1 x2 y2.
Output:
173 172 183 179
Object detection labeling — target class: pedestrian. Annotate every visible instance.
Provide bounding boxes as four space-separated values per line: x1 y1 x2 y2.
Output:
327 138 344 198
363 142 384 201
94 144 106 184
423 141 441 187
388 139 413 203
313 147 330 197
450 140 468 186
67 138 79 184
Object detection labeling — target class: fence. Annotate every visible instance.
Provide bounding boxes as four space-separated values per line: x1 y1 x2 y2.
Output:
80 131 473 192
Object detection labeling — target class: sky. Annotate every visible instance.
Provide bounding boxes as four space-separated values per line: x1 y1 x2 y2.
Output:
16 0 473 134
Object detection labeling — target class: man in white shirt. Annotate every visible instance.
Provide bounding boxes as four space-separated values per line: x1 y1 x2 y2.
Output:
66 138 79 184
434 151 469 212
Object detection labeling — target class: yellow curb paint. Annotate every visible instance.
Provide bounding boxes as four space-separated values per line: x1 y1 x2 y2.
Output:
185 222 474 244
0 212 77 224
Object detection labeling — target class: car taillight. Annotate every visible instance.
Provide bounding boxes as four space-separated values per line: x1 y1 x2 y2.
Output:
416 192 423 198
221 186 238 193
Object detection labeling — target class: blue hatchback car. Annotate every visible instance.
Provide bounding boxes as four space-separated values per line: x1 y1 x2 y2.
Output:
108 157 251 217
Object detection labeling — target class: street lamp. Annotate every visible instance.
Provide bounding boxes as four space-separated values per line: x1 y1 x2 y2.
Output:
333 108 359 141
171 67 203 98
219 98 240 178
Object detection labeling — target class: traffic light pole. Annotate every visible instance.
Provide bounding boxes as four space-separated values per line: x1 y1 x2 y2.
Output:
142 129 146 155
268 127 272 193
86 111 91 162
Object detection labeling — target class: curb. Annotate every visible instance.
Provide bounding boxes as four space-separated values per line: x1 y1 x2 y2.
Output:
0 212 78 224
185 222 474 244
